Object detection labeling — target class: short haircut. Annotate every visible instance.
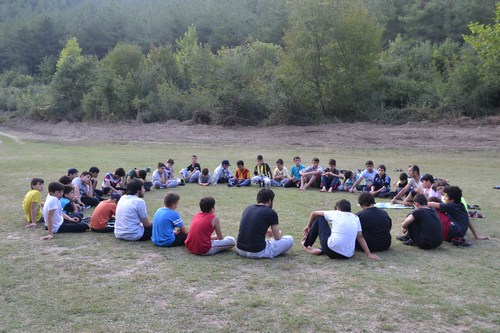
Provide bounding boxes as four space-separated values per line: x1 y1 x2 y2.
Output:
192 155 197 159
89 166 100 174
167 159 174 165
137 170 147 180
344 170 353 179
48 182 64 193
335 199 351 212
329 159 336 166
358 192 375 207
377 164 386 171
365 160 374 166
409 165 420 173
81 171 91 177
399 172 408 181
157 162 166 168
428 196 442 203
435 179 449 188
293 156 301 161
237 160 244 166
312 157 320 163
443 186 462 203
413 194 428 206
257 155 263 160
30 178 44 188
257 189 275 204
58 175 72 185
63 185 74 195
276 158 284 165
421 174 434 183
202 168 209 175
199 197 215 213
126 179 143 195
115 168 125 177
164 192 180 208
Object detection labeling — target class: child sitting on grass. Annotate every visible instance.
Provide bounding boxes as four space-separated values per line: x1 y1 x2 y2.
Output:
152 193 188 247
198 168 212 186
338 170 357 192
42 182 89 240
60 185 83 223
185 197 236 255
370 164 391 198
90 193 121 233
320 159 343 193
22 178 44 228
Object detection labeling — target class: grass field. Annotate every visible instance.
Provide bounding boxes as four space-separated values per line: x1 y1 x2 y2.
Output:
0 134 498 333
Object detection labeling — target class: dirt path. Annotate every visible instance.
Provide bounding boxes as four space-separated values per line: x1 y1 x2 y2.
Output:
1 118 499 151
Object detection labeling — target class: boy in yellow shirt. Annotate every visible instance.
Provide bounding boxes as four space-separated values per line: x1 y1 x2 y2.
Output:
22 178 44 228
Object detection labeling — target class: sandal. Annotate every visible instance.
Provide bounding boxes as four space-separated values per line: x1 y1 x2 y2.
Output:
468 211 485 219
467 204 481 210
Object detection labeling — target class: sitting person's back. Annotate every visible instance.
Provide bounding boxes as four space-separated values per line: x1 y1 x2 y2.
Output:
355 193 392 252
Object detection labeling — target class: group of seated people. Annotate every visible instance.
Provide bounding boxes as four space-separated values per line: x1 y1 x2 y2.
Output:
21 157 489 258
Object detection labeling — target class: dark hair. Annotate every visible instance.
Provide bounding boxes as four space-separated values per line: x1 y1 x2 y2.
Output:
63 185 74 195
202 168 209 176
164 192 180 208
115 168 125 177
30 178 44 188
257 189 275 204
377 164 386 172
312 157 320 163
192 155 197 159
365 160 374 166
167 159 174 165
199 197 215 213
413 194 428 206
81 171 91 177
276 158 284 165
435 179 449 188
293 156 301 161
126 179 143 195
358 192 375 207
399 173 408 181
344 170 353 179
329 159 336 166
137 170 147 180
335 199 351 212
443 186 462 203
257 155 263 160
157 162 166 169
409 165 420 173
58 175 72 185
421 174 434 183
237 160 244 166
48 182 64 193
89 166 100 174
428 196 441 203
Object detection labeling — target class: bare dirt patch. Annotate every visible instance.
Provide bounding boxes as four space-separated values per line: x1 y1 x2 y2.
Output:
1 118 499 151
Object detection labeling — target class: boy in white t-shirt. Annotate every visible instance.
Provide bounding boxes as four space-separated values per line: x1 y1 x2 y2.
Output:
301 199 379 260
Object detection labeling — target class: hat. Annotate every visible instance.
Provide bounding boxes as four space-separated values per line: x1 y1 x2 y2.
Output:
110 192 121 201
221 160 231 166
68 168 79 175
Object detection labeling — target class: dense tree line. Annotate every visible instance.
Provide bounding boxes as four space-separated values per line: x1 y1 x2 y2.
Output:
0 0 498 125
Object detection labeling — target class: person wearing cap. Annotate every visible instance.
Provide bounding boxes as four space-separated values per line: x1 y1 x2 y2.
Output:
67 168 79 180
212 160 234 185
90 192 121 233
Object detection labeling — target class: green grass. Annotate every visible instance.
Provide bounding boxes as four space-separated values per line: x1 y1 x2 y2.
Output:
0 134 499 333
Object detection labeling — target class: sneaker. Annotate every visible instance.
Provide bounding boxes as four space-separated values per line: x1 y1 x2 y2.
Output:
396 234 410 242
452 237 472 247
402 239 414 246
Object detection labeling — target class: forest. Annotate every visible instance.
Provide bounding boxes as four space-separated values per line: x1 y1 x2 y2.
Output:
0 0 498 125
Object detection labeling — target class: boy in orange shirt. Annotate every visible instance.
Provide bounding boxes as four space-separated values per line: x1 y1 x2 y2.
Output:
90 193 121 232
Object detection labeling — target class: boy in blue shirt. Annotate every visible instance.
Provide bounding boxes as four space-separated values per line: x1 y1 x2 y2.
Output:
285 156 305 188
152 193 188 247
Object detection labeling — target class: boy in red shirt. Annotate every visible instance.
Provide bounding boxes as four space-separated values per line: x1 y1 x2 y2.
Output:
185 197 235 255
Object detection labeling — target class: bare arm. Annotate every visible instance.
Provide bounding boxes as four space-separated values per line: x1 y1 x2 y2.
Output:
212 216 224 240
141 217 152 228
356 231 380 260
468 220 489 240
27 202 37 227
41 210 55 240
350 177 362 192
401 214 415 230
270 224 282 240
391 183 411 203
302 211 324 237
